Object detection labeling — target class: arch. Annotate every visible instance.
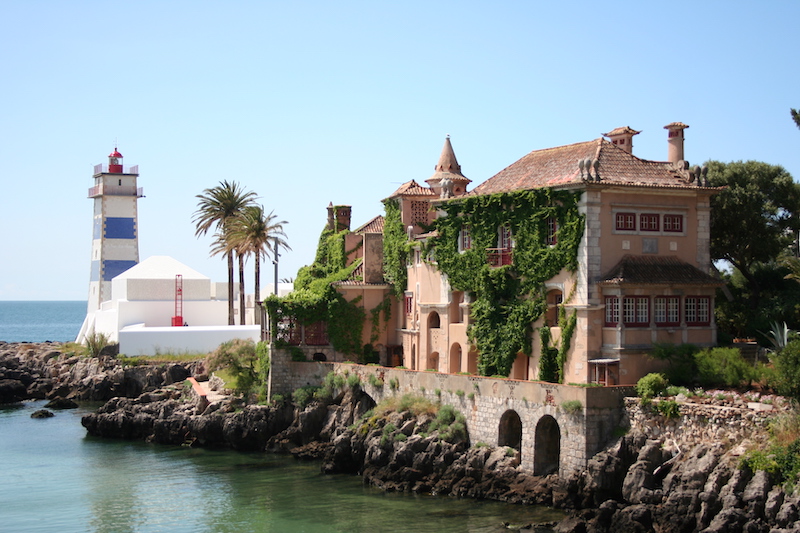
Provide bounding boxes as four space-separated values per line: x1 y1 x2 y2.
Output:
427 351 439 371
546 289 563 326
533 415 560 476
428 311 441 329
467 346 479 374
498 410 522 458
448 343 462 373
312 352 327 362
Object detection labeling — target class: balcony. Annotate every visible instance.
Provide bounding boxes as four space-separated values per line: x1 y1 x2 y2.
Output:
88 184 145 198
486 247 513 267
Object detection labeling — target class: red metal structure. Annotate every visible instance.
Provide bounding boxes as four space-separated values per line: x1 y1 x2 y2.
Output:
172 274 184 326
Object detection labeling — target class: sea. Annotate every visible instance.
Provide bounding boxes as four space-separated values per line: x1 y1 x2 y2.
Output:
0 301 562 533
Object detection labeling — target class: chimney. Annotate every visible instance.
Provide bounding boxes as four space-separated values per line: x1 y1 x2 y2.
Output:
602 126 640 154
326 205 351 232
664 122 689 163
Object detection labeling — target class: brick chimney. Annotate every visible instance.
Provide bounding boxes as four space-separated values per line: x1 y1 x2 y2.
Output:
327 203 352 232
664 122 689 163
602 126 640 154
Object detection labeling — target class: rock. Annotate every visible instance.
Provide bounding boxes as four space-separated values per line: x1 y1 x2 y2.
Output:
0 379 27 403
45 397 79 409
30 409 54 418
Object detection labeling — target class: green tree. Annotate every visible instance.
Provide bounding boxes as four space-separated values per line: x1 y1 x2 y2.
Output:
791 108 800 130
225 205 290 314
708 160 800 312
772 339 800 401
193 181 257 325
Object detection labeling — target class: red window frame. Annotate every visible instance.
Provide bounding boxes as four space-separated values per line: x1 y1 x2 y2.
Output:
499 225 513 250
615 212 636 231
605 296 619 326
622 296 649 327
685 296 711 326
404 292 414 315
640 213 660 232
653 296 680 326
664 214 683 233
546 217 558 246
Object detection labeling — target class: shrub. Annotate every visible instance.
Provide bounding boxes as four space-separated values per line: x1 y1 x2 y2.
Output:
561 399 583 415
636 373 669 399
85 331 110 358
656 399 681 419
346 373 361 390
772 340 800 401
368 374 384 388
292 386 319 408
271 393 285 405
206 339 260 395
666 385 691 397
695 347 753 387
288 346 306 361
455 389 465 398
389 377 399 391
649 343 699 386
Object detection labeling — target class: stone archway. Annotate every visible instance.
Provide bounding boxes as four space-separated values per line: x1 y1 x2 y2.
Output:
427 351 439 371
449 343 462 373
533 415 560 476
498 410 522 459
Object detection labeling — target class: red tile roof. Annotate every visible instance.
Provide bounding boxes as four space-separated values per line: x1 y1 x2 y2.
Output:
599 255 722 286
386 180 436 199
354 215 384 234
470 138 708 196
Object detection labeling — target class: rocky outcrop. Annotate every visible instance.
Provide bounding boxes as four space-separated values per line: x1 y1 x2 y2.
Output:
0 341 199 403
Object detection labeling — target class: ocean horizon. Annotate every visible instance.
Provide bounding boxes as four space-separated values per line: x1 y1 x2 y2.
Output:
0 300 86 343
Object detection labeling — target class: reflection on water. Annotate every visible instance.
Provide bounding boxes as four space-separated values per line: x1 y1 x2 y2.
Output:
1 402 563 533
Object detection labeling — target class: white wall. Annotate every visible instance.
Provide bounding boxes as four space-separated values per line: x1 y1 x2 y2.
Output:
119 325 261 356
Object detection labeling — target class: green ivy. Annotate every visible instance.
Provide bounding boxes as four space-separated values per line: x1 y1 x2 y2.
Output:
427 188 585 378
382 199 412 299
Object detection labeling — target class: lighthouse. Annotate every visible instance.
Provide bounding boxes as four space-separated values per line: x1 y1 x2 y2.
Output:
85 148 143 314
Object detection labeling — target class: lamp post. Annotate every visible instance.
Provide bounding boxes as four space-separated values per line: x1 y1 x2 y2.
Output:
273 245 280 296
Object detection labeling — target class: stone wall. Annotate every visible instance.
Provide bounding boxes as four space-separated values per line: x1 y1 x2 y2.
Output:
624 396 782 453
269 353 631 476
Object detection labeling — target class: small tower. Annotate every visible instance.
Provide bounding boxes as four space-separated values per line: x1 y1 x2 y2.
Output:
86 148 144 313
426 136 471 197
603 126 640 154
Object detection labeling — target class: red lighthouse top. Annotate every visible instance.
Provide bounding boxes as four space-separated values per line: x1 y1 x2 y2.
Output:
108 148 123 173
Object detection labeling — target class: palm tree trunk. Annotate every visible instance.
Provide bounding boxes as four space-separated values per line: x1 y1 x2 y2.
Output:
239 251 246 325
227 252 235 325
254 253 261 325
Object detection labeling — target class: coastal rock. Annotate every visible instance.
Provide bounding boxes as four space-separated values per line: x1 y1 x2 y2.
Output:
0 379 27 403
31 409 54 418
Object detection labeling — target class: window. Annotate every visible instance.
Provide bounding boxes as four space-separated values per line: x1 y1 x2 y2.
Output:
640 213 659 232
685 296 711 326
615 212 636 231
623 296 649 326
546 217 558 246
404 292 414 315
460 225 472 251
654 296 680 326
664 214 683 233
499 225 513 250
605 296 619 326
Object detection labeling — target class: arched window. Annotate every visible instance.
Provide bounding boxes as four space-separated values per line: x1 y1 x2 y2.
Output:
428 311 441 329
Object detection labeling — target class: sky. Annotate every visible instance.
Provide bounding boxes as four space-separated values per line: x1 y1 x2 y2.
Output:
1 1 799 301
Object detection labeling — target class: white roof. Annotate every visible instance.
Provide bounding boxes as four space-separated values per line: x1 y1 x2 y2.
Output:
114 256 209 281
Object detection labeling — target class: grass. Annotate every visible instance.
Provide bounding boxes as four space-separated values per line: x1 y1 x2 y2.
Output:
117 352 207 366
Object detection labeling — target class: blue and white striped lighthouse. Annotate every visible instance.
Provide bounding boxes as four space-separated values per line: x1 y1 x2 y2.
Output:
86 148 144 313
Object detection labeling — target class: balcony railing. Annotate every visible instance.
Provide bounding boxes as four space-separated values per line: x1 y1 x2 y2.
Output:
93 164 139 175
88 184 144 198
486 247 513 267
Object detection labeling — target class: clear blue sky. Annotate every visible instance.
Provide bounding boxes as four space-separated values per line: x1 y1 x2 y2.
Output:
2 1 798 301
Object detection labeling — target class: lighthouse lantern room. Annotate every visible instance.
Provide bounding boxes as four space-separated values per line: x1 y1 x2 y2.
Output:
86 148 144 314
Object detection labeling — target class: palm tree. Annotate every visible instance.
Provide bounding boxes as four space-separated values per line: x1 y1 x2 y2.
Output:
193 181 257 325
226 205 290 311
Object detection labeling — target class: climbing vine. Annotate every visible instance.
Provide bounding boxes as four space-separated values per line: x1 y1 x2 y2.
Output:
264 224 367 356
427 188 585 378
382 199 412 299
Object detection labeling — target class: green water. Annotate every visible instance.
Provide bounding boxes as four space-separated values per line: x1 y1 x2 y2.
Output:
0 402 562 533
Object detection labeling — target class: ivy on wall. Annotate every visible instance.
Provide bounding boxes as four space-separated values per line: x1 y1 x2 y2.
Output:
265 225 367 356
382 199 411 299
426 188 585 379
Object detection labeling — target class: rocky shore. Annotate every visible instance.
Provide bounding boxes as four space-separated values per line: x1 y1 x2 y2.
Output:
5 342 800 533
